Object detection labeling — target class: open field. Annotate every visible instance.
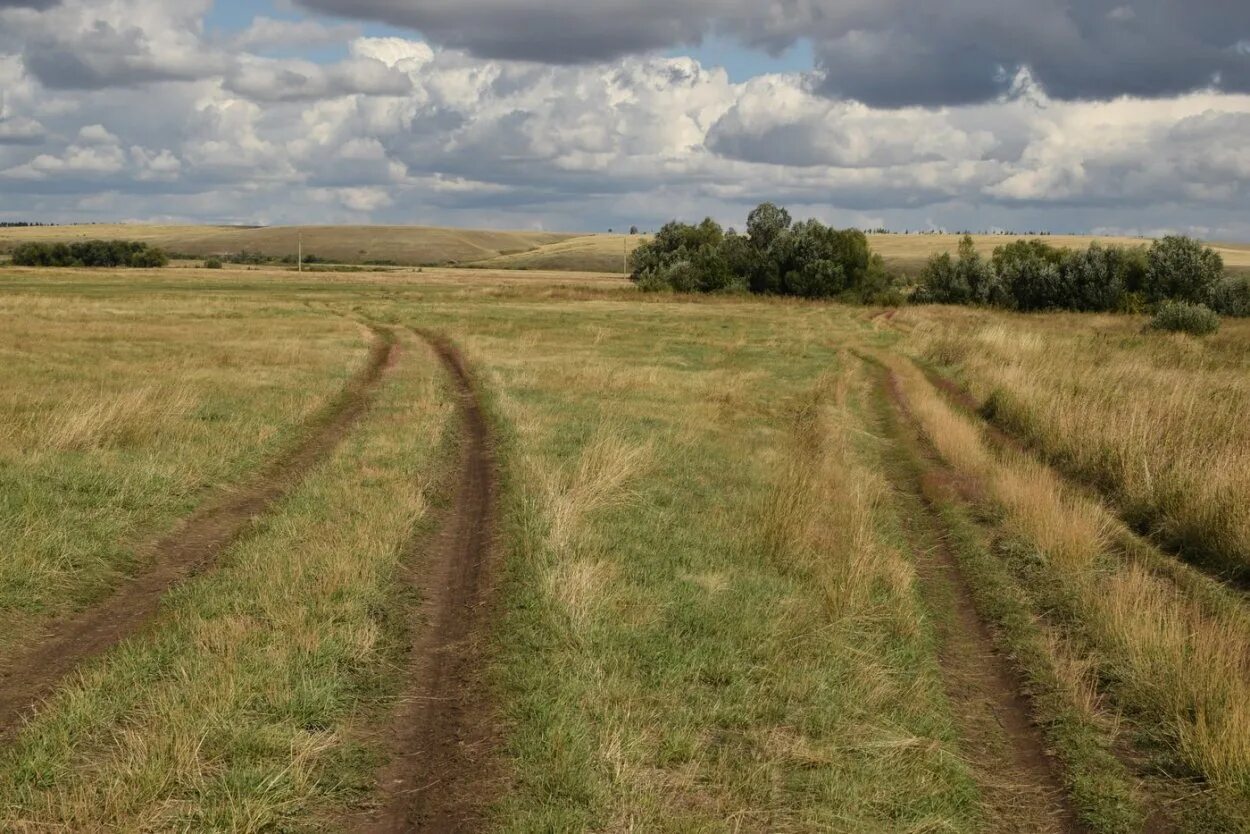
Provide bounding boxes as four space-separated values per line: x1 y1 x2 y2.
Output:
1 264 1249 832
6 225 1250 275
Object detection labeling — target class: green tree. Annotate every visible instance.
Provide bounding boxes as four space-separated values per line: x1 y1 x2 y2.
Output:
746 202 792 251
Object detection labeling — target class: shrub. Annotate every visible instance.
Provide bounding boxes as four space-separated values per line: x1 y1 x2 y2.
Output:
129 247 169 268
225 249 271 265
204 257 223 269
914 236 1002 305
1210 274 1250 317
1148 300 1220 336
1001 255 1066 311
992 238 1066 276
1055 244 1130 312
1143 236 1224 304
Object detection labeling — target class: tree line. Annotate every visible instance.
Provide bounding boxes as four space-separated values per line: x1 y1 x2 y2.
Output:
631 203 1246 332
10 240 170 268
915 234 1248 326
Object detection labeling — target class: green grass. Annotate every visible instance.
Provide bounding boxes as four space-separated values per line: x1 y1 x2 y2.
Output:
365 299 984 831
0 286 367 653
0 330 453 831
5 265 1250 831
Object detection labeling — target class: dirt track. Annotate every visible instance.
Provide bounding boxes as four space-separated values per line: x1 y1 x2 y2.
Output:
359 332 499 834
872 361 1081 834
0 329 395 737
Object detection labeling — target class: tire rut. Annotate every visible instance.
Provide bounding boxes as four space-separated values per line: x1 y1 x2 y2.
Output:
357 331 499 834
865 357 1083 834
0 328 396 738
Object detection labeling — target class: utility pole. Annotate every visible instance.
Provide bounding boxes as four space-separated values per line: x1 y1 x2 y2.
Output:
298 232 302 273
623 232 628 278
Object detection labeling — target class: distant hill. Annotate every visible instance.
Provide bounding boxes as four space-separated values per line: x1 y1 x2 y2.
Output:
465 234 649 274
0 224 578 266
3 224 1246 276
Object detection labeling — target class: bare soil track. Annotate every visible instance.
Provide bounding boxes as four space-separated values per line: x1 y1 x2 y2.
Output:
867 358 1082 834
0 329 396 738
358 332 500 834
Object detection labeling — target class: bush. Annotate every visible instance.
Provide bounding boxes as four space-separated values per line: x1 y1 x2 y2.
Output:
224 249 271 265
1055 244 1131 312
1210 274 1250 317
204 257 223 269
914 235 1002 305
1148 300 1220 335
1001 255 1066 311
1144 236 1224 304
992 238 1066 275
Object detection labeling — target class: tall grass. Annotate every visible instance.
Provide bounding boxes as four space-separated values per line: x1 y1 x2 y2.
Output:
888 355 1250 825
897 306 1250 579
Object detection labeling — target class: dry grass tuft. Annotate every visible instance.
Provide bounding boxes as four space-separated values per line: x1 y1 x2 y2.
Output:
543 430 652 555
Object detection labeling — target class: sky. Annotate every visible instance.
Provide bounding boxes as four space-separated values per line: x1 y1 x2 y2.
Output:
1 0 1248 238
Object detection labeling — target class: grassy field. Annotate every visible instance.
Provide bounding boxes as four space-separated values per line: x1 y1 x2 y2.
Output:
1 264 1249 832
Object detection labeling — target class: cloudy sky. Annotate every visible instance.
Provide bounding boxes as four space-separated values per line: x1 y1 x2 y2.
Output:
1 0 1248 238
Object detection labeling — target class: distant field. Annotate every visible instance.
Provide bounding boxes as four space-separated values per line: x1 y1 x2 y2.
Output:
474 231 1250 275
0 224 578 266
465 233 649 273
9 226 1248 274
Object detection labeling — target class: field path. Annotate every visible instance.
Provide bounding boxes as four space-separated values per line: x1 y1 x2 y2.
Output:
0 328 396 737
865 358 1082 834
358 332 499 834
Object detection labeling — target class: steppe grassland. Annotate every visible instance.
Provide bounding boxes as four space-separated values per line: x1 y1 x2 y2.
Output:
0 325 453 831
0 225 577 265
0 273 370 652
365 293 990 832
5 264 1250 832
895 305 1250 579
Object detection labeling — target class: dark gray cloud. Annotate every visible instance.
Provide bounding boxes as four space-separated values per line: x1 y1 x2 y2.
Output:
292 0 1250 105
0 0 59 7
293 0 717 62
20 21 226 89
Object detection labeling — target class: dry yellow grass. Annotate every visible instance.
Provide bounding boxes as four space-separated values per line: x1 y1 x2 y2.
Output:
887 354 1250 821
897 306 1250 578
0 331 452 831
0 224 578 265
0 287 366 652
467 233 650 273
